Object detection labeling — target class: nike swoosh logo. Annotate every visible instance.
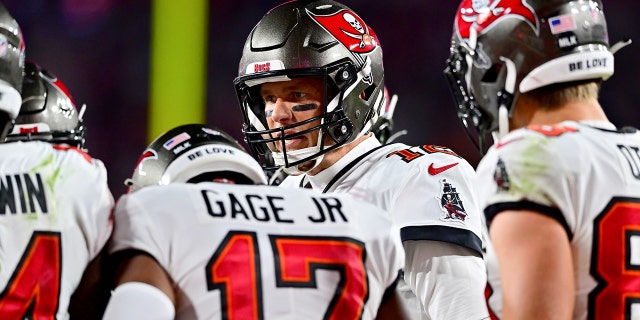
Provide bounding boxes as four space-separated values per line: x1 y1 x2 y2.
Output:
495 137 523 149
428 162 459 175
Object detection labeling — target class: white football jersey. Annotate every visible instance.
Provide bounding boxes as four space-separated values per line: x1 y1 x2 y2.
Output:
110 182 404 319
0 141 114 319
280 136 487 319
478 121 640 319
280 136 484 256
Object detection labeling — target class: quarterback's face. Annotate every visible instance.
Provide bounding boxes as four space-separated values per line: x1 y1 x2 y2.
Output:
260 77 325 152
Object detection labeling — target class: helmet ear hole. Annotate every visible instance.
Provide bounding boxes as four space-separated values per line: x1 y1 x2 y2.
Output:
360 84 377 102
481 64 502 83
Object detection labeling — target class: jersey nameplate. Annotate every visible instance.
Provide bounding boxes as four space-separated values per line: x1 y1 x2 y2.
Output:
200 189 348 224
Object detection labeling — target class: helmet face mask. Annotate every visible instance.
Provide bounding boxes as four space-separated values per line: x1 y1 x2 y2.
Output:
234 0 385 172
445 41 494 152
236 64 360 170
446 0 615 154
5 61 86 149
126 124 268 193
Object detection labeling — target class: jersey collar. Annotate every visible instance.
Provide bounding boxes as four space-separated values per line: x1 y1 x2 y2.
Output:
307 135 381 191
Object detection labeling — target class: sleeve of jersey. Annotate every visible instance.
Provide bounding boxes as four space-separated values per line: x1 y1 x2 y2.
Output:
109 193 166 266
481 136 575 239
71 157 114 260
403 240 489 319
393 157 484 256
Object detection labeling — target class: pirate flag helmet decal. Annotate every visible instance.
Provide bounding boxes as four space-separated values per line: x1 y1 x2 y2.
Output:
309 9 379 54
456 0 538 39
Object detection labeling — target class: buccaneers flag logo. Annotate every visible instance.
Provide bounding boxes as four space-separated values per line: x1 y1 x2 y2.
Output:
308 9 379 53
436 179 468 223
456 0 538 40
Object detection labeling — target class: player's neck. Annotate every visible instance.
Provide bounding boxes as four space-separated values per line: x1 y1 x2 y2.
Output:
530 99 607 125
512 98 608 129
308 133 370 175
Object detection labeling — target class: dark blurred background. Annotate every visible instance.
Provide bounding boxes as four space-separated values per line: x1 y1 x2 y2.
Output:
4 0 639 198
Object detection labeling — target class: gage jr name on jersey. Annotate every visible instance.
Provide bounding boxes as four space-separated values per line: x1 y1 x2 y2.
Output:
201 188 348 224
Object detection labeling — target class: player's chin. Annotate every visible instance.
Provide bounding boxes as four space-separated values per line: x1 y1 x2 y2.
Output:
297 159 317 172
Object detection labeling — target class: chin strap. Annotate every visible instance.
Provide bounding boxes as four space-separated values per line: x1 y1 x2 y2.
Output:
270 124 324 175
497 104 509 139
496 56 517 140
272 148 324 175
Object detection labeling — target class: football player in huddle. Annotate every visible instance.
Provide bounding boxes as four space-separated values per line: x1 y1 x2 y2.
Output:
445 0 640 318
103 124 409 319
233 0 488 318
0 11 114 320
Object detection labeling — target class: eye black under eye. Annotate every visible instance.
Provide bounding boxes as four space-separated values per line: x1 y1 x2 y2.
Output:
291 104 318 112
